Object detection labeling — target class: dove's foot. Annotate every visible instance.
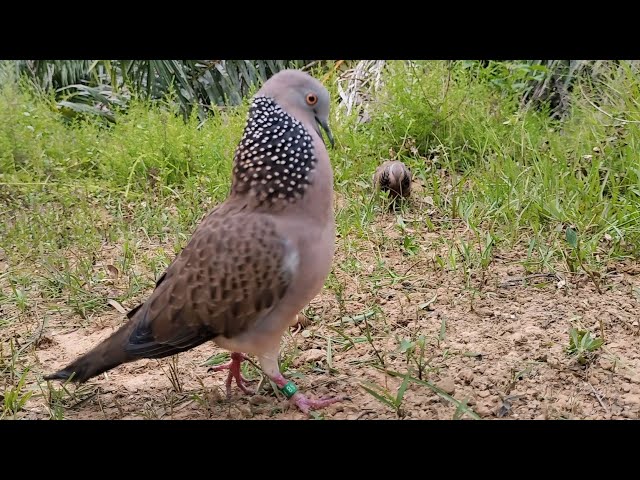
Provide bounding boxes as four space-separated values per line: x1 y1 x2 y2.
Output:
290 392 347 414
269 372 346 414
209 352 254 397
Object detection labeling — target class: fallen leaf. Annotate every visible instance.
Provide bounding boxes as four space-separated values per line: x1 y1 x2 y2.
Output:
106 265 119 278
107 299 127 314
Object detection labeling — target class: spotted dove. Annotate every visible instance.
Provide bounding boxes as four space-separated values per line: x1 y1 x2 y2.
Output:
373 160 412 199
44 69 344 414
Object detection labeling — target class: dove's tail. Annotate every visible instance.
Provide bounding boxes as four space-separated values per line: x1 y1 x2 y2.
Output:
43 314 139 384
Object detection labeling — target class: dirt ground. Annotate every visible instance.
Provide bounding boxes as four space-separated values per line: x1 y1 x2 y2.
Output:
3 199 640 421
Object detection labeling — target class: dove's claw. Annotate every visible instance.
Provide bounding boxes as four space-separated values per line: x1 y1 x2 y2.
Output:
291 392 346 414
210 352 254 397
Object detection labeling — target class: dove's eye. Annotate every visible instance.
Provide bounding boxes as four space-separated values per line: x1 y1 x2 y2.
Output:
306 93 318 106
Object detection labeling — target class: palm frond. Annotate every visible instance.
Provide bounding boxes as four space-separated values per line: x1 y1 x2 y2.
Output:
13 59 315 123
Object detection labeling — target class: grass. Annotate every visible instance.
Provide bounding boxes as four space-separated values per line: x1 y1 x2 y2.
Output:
2 60 640 419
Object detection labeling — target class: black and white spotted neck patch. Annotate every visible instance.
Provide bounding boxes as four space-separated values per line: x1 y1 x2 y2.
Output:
231 96 318 204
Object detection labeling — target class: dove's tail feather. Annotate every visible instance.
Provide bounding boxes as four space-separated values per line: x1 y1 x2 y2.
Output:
44 316 139 384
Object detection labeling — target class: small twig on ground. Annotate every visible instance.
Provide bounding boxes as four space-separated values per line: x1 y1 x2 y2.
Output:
586 381 609 414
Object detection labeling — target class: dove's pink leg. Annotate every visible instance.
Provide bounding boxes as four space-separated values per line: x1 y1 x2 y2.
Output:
210 352 254 397
258 350 346 415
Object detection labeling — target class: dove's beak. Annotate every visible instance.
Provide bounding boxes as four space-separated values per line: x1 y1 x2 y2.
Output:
315 116 335 148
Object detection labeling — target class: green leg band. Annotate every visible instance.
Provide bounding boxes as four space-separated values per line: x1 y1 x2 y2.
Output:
280 381 298 399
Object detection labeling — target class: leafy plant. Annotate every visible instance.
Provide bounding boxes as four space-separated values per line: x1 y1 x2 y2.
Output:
563 227 602 294
360 373 411 417
566 328 604 365
396 216 420 256
2 368 33 419
384 369 480 420
398 334 431 380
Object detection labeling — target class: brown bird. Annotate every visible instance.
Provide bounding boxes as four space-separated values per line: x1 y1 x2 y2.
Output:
44 70 344 414
373 160 412 199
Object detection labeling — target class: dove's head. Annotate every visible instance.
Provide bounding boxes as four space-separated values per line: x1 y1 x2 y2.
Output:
231 70 335 205
375 161 412 199
257 69 334 148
